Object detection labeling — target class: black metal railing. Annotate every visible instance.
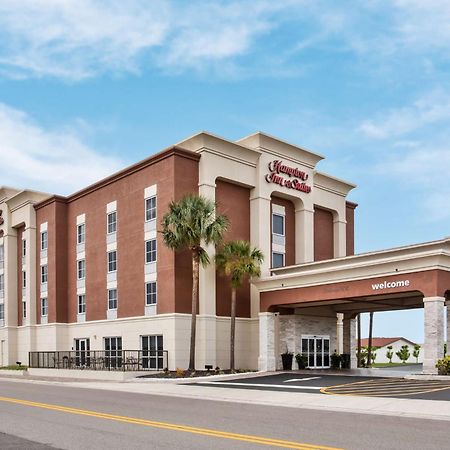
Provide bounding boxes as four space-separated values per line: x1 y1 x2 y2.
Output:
28 350 168 371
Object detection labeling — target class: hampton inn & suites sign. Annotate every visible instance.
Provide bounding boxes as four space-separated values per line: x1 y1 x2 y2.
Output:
265 160 311 193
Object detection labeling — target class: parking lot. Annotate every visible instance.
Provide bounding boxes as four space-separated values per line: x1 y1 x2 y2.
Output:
194 373 450 401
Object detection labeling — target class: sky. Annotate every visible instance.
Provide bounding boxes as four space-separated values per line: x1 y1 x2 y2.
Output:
1 0 449 342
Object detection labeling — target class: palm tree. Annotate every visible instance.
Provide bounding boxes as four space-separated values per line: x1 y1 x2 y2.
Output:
215 240 264 371
162 194 228 371
367 312 374 368
357 314 362 368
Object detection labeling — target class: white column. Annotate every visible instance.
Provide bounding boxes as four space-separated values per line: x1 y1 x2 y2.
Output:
333 217 347 258
447 301 450 354
294 207 314 264
250 195 271 318
197 181 217 369
423 296 445 374
336 313 344 354
3 222 18 365
343 317 357 369
3 230 17 327
22 225 37 326
258 312 277 371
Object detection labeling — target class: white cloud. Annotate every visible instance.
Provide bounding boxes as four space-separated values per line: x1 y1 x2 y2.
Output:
365 92 450 221
0 0 291 80
359 90 450 139
0 0 170 79
0 102 122 194
1 1 450 80
380 145 450 221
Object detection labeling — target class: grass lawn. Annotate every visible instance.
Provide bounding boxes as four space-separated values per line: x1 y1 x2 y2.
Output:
372 362 421 368
0 365 28 370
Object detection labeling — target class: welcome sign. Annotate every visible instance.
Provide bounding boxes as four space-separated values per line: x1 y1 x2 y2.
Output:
371 279 410 290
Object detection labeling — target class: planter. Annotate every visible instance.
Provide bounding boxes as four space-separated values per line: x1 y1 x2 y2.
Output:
295 354 308 369
281 353 293 370
330 352 342 370
340 353 351 369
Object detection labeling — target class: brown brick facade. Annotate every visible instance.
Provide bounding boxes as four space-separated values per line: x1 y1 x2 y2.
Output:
215 180 251 318
314 206 334 261
35 147 200 323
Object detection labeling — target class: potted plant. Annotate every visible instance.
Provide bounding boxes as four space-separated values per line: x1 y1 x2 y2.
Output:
295 353 308 370
330 351 341 369
281 350 293 370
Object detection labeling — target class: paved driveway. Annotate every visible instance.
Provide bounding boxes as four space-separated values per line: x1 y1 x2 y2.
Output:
193 373 450 401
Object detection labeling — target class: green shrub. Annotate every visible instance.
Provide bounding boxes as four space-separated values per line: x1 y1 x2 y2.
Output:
436 356 450 375
330 352 341 369
295 353 308 369
396 345 411 363
0 365 27 370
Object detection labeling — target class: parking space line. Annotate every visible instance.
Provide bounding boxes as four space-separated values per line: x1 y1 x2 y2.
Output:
284 377 322 383
320 378 450 398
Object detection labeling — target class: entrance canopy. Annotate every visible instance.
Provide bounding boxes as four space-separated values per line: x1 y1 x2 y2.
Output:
255 238 450 374
256 237 450 315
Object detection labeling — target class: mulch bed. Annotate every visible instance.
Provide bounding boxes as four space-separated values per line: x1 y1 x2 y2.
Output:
137 369 254 379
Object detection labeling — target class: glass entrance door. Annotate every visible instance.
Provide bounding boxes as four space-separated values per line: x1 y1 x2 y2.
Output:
141 335 163 370
301 335 330 369
104 337 122 369
74 338 90 367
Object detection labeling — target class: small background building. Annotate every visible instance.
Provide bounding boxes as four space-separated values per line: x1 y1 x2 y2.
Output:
360 337 423 364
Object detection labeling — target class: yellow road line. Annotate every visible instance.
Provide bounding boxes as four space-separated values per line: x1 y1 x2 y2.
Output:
0 396 341 450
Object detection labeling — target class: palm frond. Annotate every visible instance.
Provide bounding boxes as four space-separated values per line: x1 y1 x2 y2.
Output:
215 240 264 288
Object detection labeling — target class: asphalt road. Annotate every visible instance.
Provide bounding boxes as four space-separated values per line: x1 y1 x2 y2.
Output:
194 373 450 400
0 379 449 450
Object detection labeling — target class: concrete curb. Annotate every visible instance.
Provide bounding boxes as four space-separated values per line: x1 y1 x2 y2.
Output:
405 374 450 381
27 368 143 381
0 370 27 377
3 376 450 423
130 370 270 384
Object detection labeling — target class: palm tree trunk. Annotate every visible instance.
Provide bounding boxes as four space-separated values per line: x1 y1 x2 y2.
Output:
357 314 361 368
189 252 199 371
367 312 374 368
230 287 236 371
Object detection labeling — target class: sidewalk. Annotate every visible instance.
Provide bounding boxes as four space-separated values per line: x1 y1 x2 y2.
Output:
1 370 450 422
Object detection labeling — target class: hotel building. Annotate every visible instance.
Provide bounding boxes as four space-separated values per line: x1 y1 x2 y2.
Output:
0 132 449 374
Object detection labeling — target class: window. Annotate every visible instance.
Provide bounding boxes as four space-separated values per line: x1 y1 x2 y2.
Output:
107 211 117 234
145 239 156 264
41 265 48 284
41 231 48 251
41 298 48 317
0 274 4 294
22 239 26 258
22 271 26 289
0 245 4 264
145 282 157 305
272 252 284 268
77 294 86 314
108 289 118 310
22 300 26 318
272 214 285 236
77 259 86 280
77 223 85 244
141 335 164 369
0 304 4 321
107 250 117 273
104 337 122 369
145 196 156 222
